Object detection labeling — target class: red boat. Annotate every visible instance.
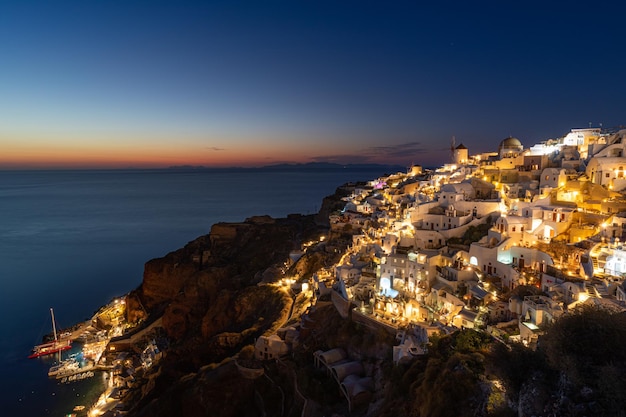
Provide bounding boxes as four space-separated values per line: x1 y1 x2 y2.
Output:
28 308 72 359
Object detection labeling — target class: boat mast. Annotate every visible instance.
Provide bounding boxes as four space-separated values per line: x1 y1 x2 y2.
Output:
50 308 58 342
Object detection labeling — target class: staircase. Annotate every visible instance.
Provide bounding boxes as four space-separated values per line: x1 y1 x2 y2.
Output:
585 282 598 298
594 282 610 298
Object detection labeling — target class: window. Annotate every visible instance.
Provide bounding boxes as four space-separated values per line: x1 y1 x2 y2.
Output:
607 173 611 178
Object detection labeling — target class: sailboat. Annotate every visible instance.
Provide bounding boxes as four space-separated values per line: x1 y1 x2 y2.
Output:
28 308 72 359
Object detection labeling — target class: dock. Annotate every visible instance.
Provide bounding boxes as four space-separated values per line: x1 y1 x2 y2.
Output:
51 363 113 381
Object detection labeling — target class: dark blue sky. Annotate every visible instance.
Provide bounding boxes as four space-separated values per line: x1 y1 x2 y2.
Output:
1 1 625 168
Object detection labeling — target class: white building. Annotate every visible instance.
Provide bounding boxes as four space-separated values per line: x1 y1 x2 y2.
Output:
255 334 290 361
490 215 529 246
438 183 475 205
539 168 567 189
519 295 563 347
419 205 474 232
517 204 574 241
586 156 626 190
604 248 626 277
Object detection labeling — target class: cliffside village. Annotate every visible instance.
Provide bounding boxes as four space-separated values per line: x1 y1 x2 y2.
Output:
74 127 626 416
254 128 626 409
313 127 626 353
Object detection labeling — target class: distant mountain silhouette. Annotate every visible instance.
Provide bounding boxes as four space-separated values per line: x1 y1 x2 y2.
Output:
168 162 407 173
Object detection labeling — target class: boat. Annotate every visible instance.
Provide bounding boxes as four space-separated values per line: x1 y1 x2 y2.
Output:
48 357 80 378
28 308 72 359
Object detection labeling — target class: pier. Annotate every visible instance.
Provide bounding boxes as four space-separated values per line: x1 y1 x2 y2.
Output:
50 362 113 380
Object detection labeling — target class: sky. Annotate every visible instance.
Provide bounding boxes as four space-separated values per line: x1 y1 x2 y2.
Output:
1 0 625 169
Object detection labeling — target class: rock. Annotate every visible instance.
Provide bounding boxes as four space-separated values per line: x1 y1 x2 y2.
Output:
125 290 148 324
141 255 198 309
124 214 323 416
245 215 275 224
215 332 243 348
162 302 191 339
259 265 283 283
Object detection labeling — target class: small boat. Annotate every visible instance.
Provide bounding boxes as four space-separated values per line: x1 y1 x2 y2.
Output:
28 308 72 359
48 357 80 378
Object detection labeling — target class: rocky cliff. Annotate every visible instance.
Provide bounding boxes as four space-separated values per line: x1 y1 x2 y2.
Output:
121 212 334 415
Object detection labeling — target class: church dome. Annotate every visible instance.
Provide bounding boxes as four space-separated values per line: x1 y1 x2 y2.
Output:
498 137 523 155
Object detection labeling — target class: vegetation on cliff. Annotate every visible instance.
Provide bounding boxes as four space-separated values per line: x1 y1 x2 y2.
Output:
374 305 626 417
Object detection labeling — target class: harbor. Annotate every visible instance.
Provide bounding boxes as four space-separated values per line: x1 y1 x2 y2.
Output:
42 316 117 384
48 357 112 382
30 296 165 416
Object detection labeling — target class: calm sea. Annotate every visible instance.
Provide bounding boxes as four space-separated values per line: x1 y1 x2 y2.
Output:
0 167 390 416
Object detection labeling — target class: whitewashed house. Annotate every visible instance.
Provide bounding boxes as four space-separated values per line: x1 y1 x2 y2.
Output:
255 334 290 361
518 295 563 347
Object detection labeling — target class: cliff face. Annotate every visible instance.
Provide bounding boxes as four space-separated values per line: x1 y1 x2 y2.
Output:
314 183 354 227
123 213 323 416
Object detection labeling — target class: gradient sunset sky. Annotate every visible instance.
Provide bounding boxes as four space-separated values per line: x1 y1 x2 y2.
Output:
2 1 625 169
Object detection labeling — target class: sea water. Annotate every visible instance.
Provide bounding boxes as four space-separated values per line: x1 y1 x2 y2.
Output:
0 167 391 416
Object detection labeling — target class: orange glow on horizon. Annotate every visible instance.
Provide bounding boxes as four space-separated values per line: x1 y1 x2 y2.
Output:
0 137 334 169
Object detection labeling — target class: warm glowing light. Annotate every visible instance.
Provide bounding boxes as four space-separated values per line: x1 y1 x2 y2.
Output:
0 134 361 169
